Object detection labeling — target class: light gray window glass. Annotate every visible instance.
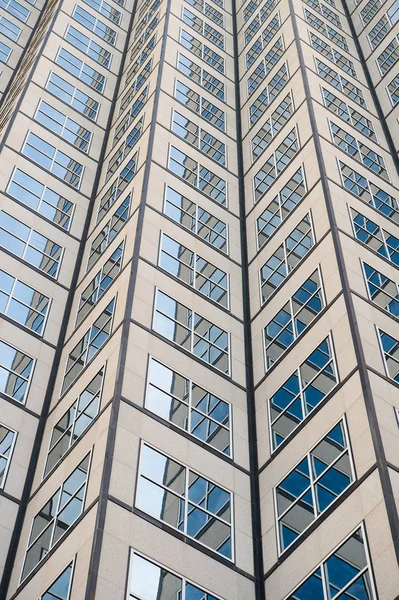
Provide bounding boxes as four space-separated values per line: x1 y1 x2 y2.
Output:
247 37 284 96
168 146 227 205
316 59 365 106
56 48 106 93
246 14 281 68
369 15 391 49
0 424 16 488
174 80 225 132
177 53 225 101
136 444 233 558
96 158 137 223
264 270 325 369
285 527 375 600
388 73 399 105
256 167 306 247
361 0 384 24
77 242 123 326
146 358 231 454
254 129 300 202
61 298 115 394
377 36 399 75
106 117 143 181
21 455 90 581
276 419 354 553
83 0 121 24
260 214 314 302
304 9 348 51
363 262 399 317
22 132 84 189
46 72 99 121
8 169 74 230
0 0 29 23
45 369 103 475
163 186 228 252
310 32 356 78
113 87 147 146
88 195 130 271
181 6 224 49
171 110 226 165
65 25 112 68
270 335 338 449
251 93 293 160
121 59 152 110
378 329 399 381
159 234 228 307
350 207 399 266
303 0 341 27
73 6 117 45
244 0 278 44
127 552 223 600
34 101 92 153
0 339 34 403
153 290 230 374
249 63 289 125
0 211 63 279
0 40 12 63
322 89 375 139
0 269 50 335
339 162 398 223
0 15 20 41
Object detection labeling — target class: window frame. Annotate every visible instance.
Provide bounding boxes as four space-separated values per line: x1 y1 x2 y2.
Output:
0 422 17 489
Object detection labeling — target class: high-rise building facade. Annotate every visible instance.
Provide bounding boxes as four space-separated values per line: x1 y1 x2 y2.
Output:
1 0 399 597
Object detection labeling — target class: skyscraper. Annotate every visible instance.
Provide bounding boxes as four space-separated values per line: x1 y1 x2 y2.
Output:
0 0 399 597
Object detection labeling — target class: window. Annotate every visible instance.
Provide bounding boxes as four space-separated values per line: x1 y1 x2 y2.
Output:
256 167 306 246
185 0 225 27
96 157 137 223
310 33 356 78
285 526 375 599
378 329 399 381
177 53 225 101
363 262 399 317
65 25 112 69
264 269 325 369
39 562 74 600
146 357 231 454
251 93 293 160
126 37 155 84
174 80 225 132
0 269 50 335
0 212 63 279
121 59 151 111
45 369 103 476
61 299 114 394
168 146 227 205
351 208 399 266
330 122 388 181
153 290 230 374
0 0 29 23
163 186 228 252
303 0 341 28
244 0 278 45
369 16 391 50
0 424 16 488
77 243 123 326
73 6 117 46
0 15 21 42
304 9 348 51
7 169 74 231
248 38 284 96
388 0 399 24
260 214 314 302
0 40 12 64
387 73 399 105
246 14 280 68
21 455 90 581
106 116 143 181
171 111 226 166
127 552 224 600
270 335 338 449
0 340 34 403
113 88 147 146
46 72 99 121
316 59 365 107
249 63 289 126
88 195 130 270
56 48 106 93
181 7 224 49
253 129 299 202
322 89 375 139
180 29 225 74
276 419 354 553
159 233 228 307
22 132 84 189
136 443 233 558
361 0 384 24
34 101 92 153
83 0 121 25
377 36 399 75
339 162 398 223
